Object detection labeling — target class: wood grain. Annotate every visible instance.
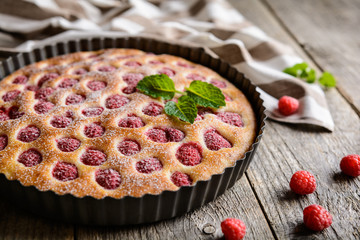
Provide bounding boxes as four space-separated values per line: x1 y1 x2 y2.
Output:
230 0 360 239
76 176 274 240
0 199 73 240
263 0 360 115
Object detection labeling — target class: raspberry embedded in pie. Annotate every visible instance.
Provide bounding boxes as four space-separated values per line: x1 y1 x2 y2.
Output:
0 48 256 199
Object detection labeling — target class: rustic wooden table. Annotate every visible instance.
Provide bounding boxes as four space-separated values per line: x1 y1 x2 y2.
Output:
0 0 359 239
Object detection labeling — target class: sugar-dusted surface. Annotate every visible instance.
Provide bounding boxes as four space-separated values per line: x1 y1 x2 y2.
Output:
0 49 256 199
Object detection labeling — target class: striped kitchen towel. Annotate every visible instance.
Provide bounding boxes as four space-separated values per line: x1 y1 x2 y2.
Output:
0 0 334 131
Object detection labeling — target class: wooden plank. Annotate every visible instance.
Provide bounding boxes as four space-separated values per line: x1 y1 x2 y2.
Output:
76 177 274 240
262 0 360 115
0 199 73 240
229 0 360 239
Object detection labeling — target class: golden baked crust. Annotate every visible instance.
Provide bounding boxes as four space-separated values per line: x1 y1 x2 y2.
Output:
0 49 256 199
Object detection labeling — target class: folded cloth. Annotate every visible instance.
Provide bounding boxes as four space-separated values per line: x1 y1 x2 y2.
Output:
0 0 334 131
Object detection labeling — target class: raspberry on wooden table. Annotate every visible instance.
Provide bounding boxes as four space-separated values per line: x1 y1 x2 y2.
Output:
52 162 78 182
303 204 332 231
289 170 316 195
278 95 299 116
221 218 246 240
95 169 121 190
171 171 192 187
136 157 163 174
340 154 360 177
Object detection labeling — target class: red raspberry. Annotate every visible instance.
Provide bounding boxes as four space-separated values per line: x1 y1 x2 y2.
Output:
204 129 232 151
84 123 105 138
8 106 24 119
50 116 72 128
177 62 194 68
0 109 9 121
176 142 202 166
82 107 104 117
122 86 137 94
142 102 163 116
0 135 8 150
166 128 185 142
340 154 360 177
278 96 299 116
26 85 39 92
17 125 40 142
136 157 163 174
195 108 214 121
18 149 42 167
87 80 107 91
52 162 78 182
147 128 167 143
66 94 85 105
158 68 176 77
37 73 59 86
80 149 107 166
3 90 21 102
303 204 332 231
58 78 78 88
210 79 227 88
118 140 141 156
122 73 144 86
186 73 206 81
95 169 121 190
118 115 145 128
98 65 116 72
35 87 54 100
13 75 28 84
149 60 163 65
171 171 192 187
221 218 246 240
217 112 243 127
124 61 142 67
73 68 87 75
57 138 81 152
224 93 232 102
34 101 54 114
105 95 129 109
289 170 316 195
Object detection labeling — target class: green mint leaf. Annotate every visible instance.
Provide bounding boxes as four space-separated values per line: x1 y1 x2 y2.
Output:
136 74 176 100
283 62 308 77
301 68 316 83
165 95 197 124
319 72 336 88
186 81 225 108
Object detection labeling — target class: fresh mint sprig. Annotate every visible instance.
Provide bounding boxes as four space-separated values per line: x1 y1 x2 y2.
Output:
283 62 336 88
136 74 226 123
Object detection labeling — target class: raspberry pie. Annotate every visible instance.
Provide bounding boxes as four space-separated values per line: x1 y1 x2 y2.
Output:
0 49 256 199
